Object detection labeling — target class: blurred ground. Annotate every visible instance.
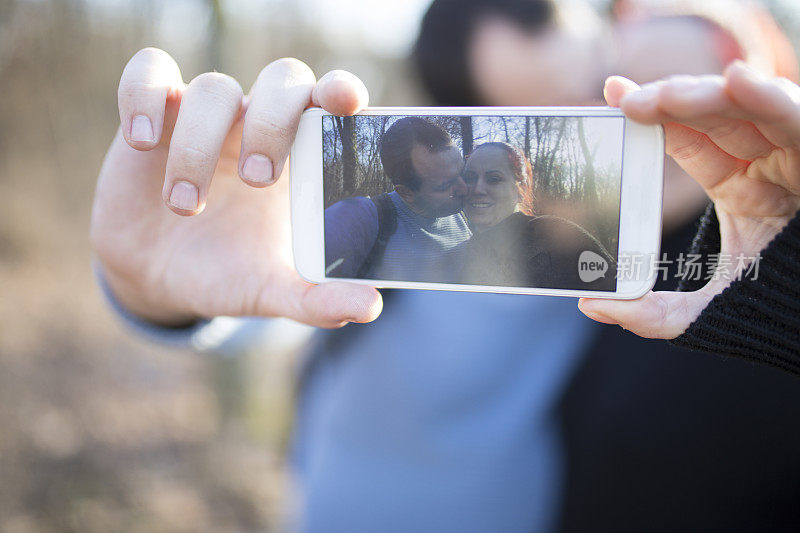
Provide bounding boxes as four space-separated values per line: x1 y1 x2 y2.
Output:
0 1 421 531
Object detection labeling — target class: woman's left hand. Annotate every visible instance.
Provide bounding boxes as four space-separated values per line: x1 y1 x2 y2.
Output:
578 60 800 338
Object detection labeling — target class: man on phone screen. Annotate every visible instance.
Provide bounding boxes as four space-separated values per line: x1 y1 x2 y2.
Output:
324 117 471 282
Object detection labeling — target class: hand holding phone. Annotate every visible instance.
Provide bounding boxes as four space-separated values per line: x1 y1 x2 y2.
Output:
91 50 381 329
579 62 800 338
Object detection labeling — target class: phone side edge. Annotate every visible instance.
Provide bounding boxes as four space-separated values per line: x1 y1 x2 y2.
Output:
615 120 665 299
291 109 325 284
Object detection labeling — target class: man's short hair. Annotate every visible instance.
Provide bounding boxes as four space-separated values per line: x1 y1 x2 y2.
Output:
413 0 557 106
379 117 454 191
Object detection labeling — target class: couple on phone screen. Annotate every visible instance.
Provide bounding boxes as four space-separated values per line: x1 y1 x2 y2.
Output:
324 116 614 290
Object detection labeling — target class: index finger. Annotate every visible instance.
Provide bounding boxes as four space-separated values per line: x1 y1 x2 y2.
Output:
606 76 747 191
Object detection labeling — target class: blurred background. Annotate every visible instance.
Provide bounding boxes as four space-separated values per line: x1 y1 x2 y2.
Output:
0 0 798 531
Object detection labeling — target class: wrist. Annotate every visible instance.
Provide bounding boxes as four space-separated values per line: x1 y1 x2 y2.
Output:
99 262 201 328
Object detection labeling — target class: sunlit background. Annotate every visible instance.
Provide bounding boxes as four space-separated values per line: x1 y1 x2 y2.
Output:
1 0 799 531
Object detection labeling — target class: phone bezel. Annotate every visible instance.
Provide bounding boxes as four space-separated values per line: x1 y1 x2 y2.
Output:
291 106 663 299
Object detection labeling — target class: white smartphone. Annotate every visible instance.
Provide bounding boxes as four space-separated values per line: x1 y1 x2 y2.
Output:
291 107 664 299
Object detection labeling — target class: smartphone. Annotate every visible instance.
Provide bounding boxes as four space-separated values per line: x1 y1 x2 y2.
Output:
291 107 663 299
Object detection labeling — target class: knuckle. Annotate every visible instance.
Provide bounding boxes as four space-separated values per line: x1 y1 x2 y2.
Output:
702 122 739 140
669 133 708 161
118 79 159 102
172 144 216 171
271 57 312 75
246 113 293 146
665 74 692 84
189 72 243 102
261 57 315 84
650 293 671 331
676 294 694 327
120 48 180 108
132 46 170 64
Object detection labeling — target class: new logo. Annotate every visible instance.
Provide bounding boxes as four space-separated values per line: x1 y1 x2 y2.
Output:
578 251 608 283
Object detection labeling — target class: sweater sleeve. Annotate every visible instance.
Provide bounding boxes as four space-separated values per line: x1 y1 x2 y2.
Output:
671 205 800 374
95 264 263 355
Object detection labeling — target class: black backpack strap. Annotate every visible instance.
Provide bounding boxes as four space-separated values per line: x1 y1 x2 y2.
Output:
356 193 398 278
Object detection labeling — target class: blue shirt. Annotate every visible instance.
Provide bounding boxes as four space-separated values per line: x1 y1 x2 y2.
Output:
291 290 596 533
324 192 471 282
98 263 597 533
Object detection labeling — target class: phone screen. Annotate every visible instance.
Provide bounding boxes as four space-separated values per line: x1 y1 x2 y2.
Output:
322 114 623 292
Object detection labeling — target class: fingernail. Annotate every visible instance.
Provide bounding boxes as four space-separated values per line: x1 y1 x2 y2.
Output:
169 181 199 211
241 154 274 184
131 115 154 142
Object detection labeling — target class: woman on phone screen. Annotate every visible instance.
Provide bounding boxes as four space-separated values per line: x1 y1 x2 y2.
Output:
459 142 614 290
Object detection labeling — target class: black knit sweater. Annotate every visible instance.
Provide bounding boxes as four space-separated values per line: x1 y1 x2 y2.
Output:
672 204 800 373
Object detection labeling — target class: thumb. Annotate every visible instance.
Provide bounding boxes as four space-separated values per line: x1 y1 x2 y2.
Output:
297 281 383 328
577 289 712 339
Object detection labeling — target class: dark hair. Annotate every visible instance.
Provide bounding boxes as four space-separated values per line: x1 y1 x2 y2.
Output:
467 142 535 216
413 0 557 106
379 117 454 191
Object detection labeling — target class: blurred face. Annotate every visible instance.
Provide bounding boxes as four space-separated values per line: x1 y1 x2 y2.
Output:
404 144 468 218
615 16 728 230
462 145 520 231
614 16 730 83
468 10 608 106
467 10 719 231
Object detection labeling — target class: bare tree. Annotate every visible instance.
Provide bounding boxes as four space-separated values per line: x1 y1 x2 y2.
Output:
524 117 531 162
336 116 357 196
577 117 599 206
460 116 473 154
